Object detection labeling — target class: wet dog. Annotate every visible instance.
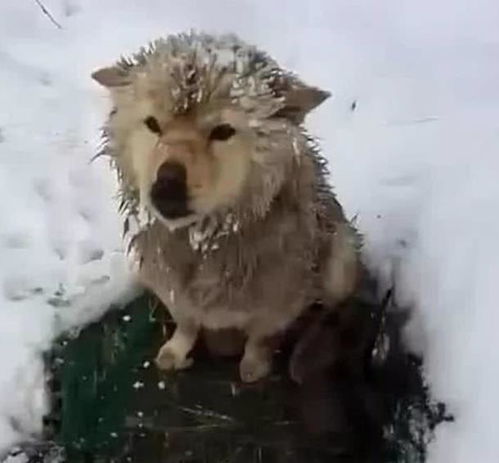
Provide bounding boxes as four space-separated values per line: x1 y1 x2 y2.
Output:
92 32 360 382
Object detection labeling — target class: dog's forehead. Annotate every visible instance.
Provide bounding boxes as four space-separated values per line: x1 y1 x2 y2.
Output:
127 33 284 117
150 33 272 76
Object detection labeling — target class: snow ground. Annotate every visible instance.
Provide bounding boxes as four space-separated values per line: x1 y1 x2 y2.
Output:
0 0 498 461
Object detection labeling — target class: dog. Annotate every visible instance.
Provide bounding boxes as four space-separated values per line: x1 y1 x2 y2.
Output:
91 32 360 383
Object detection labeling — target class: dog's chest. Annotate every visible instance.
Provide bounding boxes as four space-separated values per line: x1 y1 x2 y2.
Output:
162 233 256 312
137 212 317 328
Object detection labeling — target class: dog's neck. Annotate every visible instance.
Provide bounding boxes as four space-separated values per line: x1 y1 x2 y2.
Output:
185 211 242 255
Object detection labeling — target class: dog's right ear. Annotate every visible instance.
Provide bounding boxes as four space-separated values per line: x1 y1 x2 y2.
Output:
270 73 331 124
91 66 131 88
279 85 331 123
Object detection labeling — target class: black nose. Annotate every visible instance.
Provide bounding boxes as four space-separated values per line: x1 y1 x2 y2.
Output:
157 161 186 186
150 161 190 219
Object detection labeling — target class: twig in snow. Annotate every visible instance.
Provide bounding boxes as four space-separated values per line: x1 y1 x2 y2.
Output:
33 0 62 29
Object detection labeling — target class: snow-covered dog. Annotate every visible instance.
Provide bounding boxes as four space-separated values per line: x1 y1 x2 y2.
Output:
92 32 360 382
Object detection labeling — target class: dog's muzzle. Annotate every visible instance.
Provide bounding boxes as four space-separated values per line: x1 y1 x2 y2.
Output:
150 161 191 219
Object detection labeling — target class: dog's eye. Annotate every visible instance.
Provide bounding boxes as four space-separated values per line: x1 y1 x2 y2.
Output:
144 116 162 135
209 123 236 141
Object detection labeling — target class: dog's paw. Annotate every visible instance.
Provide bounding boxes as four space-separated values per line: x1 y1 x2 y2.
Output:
155 343 193 371
239 356 271 383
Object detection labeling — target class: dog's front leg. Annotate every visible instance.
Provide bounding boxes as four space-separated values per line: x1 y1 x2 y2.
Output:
155 318 199 371
239 331 277 383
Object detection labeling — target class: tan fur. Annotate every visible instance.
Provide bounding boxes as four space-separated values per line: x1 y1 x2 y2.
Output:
92 32 360 382
323 222 359 304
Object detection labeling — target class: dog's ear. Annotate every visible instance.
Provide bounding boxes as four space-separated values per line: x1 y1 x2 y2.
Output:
91 66 131 88
273 76 331 124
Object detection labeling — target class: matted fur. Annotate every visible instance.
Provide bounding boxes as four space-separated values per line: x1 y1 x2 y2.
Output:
92 31 360 382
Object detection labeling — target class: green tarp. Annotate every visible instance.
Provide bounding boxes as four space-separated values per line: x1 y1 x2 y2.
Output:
29 283 451 463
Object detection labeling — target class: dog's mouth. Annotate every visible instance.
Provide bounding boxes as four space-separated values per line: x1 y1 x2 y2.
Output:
152 209 200 234
151 198 192 220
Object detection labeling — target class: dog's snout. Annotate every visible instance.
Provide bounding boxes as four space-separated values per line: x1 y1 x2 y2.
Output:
156 161 187 187
151 161 190 219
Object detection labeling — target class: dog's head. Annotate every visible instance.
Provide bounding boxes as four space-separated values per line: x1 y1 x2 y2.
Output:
92 33 330 229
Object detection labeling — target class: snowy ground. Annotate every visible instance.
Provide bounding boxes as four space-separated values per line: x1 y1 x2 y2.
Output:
1 0 498 461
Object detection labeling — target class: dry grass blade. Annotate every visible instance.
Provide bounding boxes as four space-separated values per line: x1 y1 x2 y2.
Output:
33 0 62 29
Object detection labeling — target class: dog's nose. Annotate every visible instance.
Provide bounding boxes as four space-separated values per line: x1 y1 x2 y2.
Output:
156 161 186 187
150 161 190 219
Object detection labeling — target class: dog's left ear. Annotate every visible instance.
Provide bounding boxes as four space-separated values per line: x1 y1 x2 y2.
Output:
91 66 132 88
274 77 331 124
